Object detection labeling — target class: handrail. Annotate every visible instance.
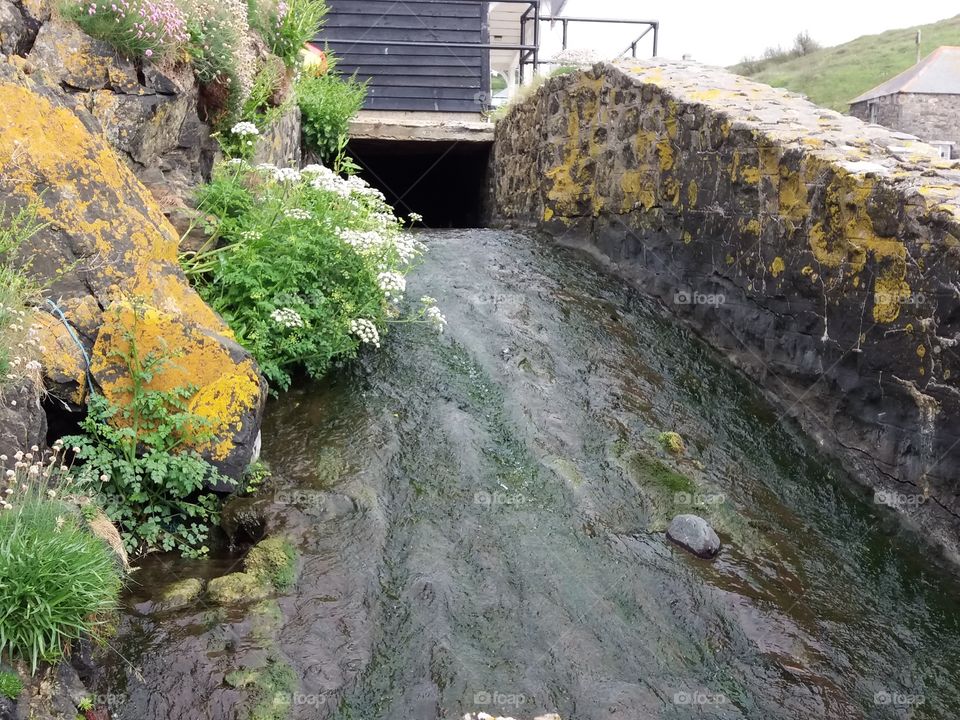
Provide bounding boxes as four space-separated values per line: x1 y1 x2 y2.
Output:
536 15 659 60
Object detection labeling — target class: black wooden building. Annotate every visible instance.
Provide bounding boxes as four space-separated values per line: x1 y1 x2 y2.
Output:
314 0 491 113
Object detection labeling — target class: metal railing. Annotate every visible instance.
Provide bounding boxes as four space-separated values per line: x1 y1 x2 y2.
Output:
315 1 659 108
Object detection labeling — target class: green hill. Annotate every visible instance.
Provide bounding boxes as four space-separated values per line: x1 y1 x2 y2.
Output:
731 15 960 111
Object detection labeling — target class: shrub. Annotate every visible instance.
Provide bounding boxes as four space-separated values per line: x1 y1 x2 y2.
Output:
297 61 367 167
253 0 327 67
61 0 189 59
63 305 230 558
0 454 122 672
182 162 444 390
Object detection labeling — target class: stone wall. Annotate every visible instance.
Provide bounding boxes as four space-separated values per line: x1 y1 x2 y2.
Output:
488 60 960 561
850 92 960 159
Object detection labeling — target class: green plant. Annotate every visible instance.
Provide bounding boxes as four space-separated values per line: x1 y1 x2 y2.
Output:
0 497 121 672
77 696 94 712
64 305 231 558
253 0 328 67
0 203 44 388
0 671 23 700
60 0 189 59
297 62 367 167
181 162 443 390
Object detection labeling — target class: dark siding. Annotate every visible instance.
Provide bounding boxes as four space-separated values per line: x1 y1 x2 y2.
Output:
314 0 489 113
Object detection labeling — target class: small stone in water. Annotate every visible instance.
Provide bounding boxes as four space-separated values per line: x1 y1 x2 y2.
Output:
666 514 721 559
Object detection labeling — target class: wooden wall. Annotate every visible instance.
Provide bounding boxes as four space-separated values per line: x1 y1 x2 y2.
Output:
315 0 490 113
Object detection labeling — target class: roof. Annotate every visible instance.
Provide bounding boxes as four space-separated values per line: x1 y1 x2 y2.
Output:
850 46 960 104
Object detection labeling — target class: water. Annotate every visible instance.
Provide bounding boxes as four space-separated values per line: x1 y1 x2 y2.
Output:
98 230 960 719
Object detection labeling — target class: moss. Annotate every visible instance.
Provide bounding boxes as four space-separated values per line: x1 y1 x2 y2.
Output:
630 454 695 494
657 431 686 455
245 536 298 591
207 572 270 605
157 578 204 610
225 657 298 720
0 670 22 700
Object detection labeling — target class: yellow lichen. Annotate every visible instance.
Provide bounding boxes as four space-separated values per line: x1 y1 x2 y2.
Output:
770 257 786 278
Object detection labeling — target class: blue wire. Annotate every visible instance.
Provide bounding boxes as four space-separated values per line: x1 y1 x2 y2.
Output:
44 298 95 398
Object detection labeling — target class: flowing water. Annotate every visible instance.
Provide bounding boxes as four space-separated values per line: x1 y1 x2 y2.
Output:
98 230 960 720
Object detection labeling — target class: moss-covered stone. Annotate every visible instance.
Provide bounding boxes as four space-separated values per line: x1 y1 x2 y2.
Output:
157 578 204 610
244 537 298 591
657 431 686 455
224 657 297 720
206 572 270 606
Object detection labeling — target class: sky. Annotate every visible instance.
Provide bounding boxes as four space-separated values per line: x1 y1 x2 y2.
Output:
545 0 959 66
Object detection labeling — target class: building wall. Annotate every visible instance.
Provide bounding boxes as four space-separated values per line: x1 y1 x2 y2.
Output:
316 0 489 113
851 93 960 157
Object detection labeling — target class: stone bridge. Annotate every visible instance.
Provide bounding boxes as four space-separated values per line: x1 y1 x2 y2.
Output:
487 60 960 560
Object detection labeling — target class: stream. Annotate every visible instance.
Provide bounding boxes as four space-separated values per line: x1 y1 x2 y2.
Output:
98 229 960 720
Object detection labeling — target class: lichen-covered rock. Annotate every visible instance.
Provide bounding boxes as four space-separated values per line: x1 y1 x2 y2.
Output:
0 60 266 478
207 571 271 606
253 104 302 168
0 378 46 461
91 301 265 480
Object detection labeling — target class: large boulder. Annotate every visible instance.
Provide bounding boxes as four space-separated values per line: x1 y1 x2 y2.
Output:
0 59 267 478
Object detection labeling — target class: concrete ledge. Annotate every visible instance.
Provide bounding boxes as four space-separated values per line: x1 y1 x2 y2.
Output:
350 110 495 143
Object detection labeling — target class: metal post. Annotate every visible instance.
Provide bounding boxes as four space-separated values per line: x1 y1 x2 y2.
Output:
562 19 568 50
533 1 540 73
631 41 636 58
519 6 529 83
652 22 659 57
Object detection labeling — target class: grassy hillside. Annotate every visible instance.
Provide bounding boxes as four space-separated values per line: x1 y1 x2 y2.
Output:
731 15 960 111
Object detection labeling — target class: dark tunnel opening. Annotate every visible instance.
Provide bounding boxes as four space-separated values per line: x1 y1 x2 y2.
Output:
347 139 491 228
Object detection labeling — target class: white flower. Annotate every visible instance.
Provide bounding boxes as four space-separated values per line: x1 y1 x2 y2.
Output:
268 167 301 184
426 306 447 334
408 212 424 223
283 208 313 221
231 121 260 138
350 318 381 348
270 308 305 329
377 271 406 302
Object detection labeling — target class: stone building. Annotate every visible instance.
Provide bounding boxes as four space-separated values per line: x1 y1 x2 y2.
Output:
849 46 960 158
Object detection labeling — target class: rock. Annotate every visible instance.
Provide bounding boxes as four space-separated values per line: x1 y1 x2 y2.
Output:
207 572 271 606
0 378 46 461
244 536 297 591
90 301 266 481
0 1 27 56
0 61 267 479
253 104 302 168
156 578 204 611
666 514 721 559
221 494 272 544
27 19 140 92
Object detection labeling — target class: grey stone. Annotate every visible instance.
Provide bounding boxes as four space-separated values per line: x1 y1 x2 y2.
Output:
0 378 46 461
666 514 721 559
0 1 26 55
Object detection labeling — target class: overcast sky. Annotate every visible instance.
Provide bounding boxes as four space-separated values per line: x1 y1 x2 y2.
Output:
546 0 959 66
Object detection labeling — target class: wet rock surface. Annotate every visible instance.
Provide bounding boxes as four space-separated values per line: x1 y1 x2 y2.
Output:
93 230 960 720
666 514 721 558
489 60 960 562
